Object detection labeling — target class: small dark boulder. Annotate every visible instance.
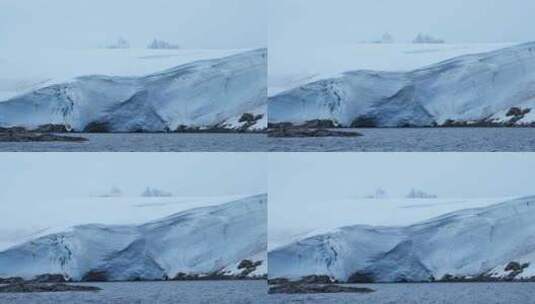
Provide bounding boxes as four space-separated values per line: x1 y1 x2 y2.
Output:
238 113 256 123
506 107 523 117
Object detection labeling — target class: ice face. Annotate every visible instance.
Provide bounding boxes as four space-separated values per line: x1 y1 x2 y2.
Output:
0 194 267 281
269 42 535 127
0 49 267 132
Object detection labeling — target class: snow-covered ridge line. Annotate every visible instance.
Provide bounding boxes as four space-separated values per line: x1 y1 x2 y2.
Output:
269 196 535 283
0 49 267 132
0 194 267 282
269 42 535 127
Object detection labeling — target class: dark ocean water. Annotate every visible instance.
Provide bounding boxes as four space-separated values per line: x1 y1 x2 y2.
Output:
0 281 270 304
268 128 535 152
268 282 535 304
0 133 270 152
2 281 534 303
1 128 535 151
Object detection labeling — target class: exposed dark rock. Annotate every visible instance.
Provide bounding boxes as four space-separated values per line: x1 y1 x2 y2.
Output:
347 271 375 283
81 271 108 282
237 259 263 277
350 116 377 128
269 283 374 294
171 271 265 281
298 275 336 284
34 124 70 133
238 113 257 123
31 274 67 283
268 127 361 138
268 278 289 285
83 121 111 133
0 127 87 142
0 283 100 293
237 113 263 131
301 119 338 128
0 277 24 284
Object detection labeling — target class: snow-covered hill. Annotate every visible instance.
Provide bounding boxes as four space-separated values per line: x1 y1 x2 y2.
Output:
269 42 535 127
0 49 267 132
0 194 267 281
269 196 535 282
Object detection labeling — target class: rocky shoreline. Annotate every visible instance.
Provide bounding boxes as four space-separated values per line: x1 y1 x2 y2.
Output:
0 283 100 293
0 127 87 142
269 283 374 294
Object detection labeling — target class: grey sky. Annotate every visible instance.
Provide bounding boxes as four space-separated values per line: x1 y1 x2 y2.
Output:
0 0 266 49
268 153 535 241
269 153 535 203
269 0 535 46
0 153 266 201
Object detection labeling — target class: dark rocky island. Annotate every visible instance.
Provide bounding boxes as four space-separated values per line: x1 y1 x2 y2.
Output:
269 283 374 294
268 123 362 138
0 126 87 142
0 283 100 293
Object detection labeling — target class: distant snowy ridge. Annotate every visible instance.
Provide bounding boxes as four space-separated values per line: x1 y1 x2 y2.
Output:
0 194 267 281
0 49 267 132
269 196 535 282
269 42 535 127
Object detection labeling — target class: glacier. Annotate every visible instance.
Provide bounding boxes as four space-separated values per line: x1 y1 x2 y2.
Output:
0 194 266 281
0 49 267 132
269 196 535 282
269 42 535 127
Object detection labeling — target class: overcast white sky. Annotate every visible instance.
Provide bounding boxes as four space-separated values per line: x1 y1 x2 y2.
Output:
268 153 535 244
269 153 535 202
0 153 266 201
0 0 266 49
269 0 535 47
0 153 266 249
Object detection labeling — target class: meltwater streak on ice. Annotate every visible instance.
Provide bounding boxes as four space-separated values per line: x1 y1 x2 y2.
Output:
0 49 267 132
269 196 535 282
269 42 535 127
0 194 267 281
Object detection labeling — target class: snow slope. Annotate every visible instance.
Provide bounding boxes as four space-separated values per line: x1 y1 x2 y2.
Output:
0 48 244 101
269 42 535 127
0 194 267 281
269 196 535 282
269 197 513 251
269 43 512 96
0 49 267 131
0 194 251 251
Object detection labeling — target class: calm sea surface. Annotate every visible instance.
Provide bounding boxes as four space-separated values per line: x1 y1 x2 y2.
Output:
268 128 535 152
1 128 535 151
0 133 270 152
0 281 269 304
2 282 534 304
268 282 535 304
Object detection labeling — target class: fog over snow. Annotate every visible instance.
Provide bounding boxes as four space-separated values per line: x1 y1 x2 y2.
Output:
0 0 266 49
0 153 266 250
269 0 535 47
268 153 535 249
268 0 535 95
